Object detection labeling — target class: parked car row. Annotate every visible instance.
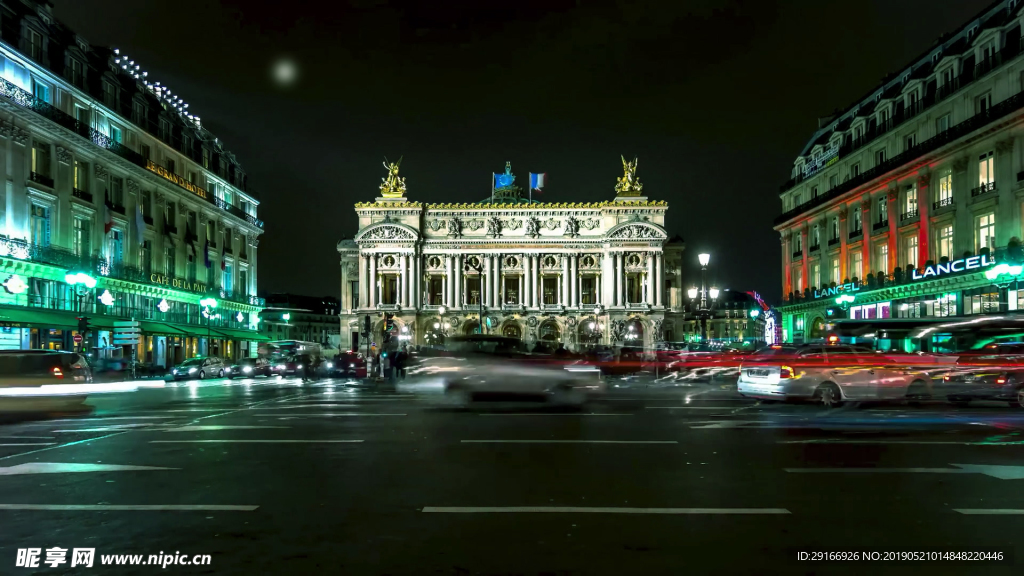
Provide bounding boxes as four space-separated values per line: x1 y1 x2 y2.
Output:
736 342 1024 408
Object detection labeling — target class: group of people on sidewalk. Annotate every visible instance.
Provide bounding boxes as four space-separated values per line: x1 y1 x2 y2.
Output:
369 345 409 382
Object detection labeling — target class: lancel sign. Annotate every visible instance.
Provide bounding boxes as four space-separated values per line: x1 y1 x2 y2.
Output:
911 254 995 280
814 282 861 299
149 274 207 294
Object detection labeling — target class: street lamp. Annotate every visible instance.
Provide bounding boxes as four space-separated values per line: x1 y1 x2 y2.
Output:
65 271 97 352
200 297 218 356
686 253 719 342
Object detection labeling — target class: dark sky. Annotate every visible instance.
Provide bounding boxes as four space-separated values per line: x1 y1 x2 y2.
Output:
51 0 992 301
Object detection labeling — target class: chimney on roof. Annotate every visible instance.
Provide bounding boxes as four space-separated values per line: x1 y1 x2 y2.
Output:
817 114 836 129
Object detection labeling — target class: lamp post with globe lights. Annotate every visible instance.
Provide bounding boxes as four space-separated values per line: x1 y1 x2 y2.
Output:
687 253 720 342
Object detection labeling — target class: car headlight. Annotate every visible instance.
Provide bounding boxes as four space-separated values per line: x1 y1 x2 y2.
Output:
243 366 252 373
350 363 355 367
172 369 178 374
297 364 303 369
277 365 286 370
326 362 333 369
189 367 198 373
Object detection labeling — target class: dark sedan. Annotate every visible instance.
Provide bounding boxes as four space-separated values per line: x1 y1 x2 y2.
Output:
227 357 273 379
938 343 1024 407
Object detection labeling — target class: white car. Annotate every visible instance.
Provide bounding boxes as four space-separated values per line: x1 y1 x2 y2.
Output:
399 335 604 408
738 344 932 407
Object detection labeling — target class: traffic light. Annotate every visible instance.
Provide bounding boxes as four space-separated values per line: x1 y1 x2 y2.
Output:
363 314 372 335
384 313 395 332
76 316 91 333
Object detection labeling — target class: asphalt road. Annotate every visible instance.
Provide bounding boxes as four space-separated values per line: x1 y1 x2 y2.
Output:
2 375 1024 574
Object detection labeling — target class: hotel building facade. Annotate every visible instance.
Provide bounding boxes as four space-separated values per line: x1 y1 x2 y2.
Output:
0 0 266 366
337 161 685 351
775 0 1024 349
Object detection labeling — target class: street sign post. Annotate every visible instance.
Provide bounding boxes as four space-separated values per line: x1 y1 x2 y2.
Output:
112 320 141 379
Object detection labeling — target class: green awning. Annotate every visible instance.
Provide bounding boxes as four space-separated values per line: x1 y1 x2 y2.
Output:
214 328 270 342
139 321 188 336
0 307 79 329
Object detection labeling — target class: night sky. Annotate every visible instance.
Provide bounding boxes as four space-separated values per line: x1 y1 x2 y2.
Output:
51 0 992 302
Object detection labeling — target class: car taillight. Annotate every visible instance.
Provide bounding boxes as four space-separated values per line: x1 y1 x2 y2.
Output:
52 367 64 379
997 376 1008 385
943 374 951 381
779 365 794 379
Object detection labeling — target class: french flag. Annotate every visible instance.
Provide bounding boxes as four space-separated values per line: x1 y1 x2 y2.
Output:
529 172 546 193
103 203 113 235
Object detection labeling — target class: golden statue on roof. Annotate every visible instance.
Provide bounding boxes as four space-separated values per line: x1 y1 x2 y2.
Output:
380 156 407 198
614 155 643 196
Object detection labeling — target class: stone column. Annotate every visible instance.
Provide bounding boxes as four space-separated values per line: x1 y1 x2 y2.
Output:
358 254 367 310
445 254 454 307
483 256 491 308
996 138 1016 247
838 206 848 282
797 226 809 293
411 253 419 310
951 156 971 257
399 254 407 308
494 254 502 307
532 255 539 307
562 255 570 305
886 186 898 273
781 234 791 297
655 253 663 308
522 254 530 308
602 252 613 306
916 172 931 267
646 252 655 305
860 200 872 279
368 254 377 308
615 253 624 306
453 253 462 309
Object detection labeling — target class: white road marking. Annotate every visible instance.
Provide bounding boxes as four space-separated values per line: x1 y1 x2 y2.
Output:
162 425 290 432
461 440 678 444
0 462 176 475
275 414 407 418
421 506 790 514
0 436 55 439
47 416 179 421
477 413 633 417
645 406 733 410
0 432 128 462
250 405 359 410
0 443 54 446
52 424 161 433
779 440 1024 446
787 463 1024 480
0 504 258 511
150 439 365 444
690 421 758 429
955 509 1024 515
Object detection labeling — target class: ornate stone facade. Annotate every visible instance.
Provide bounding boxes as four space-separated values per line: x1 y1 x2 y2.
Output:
338 174 685 351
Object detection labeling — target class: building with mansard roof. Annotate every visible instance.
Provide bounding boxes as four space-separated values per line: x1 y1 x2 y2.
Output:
774 0 1024 348
337 159 686 352
0 0 266 367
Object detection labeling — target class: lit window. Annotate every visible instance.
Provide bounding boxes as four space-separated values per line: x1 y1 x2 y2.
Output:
831 258 840 284
850 252 863 280
979 151 994 187
976 213 996 252
937 224 953 260
876 243 889 274
904 235 918 268
937 170 952 204
904 185 917 215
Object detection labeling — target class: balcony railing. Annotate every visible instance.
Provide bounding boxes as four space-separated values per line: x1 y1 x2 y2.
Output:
792 250 803 258
775 83 1024 225
223 245 233 255
873 220 889 231
827 237 840 247
72 188 92 202
971 181 997 197
108 202 126 215
809 243 820 252
900 209 919 222
143 215 154 225
933 197 954 210
848 228 863 240
0 76 263 230
29 171 53 187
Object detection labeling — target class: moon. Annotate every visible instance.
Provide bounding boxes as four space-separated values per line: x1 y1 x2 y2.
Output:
271 57 299 87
